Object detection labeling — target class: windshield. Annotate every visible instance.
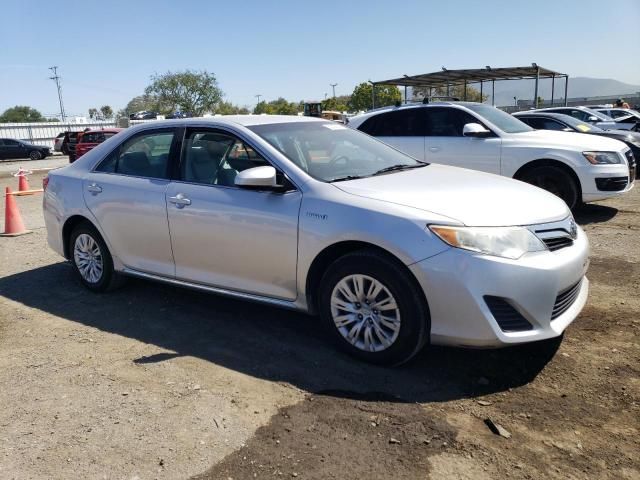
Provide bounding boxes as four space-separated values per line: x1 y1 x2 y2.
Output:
554 115 604 132
465 104 533 133
248 122 426 182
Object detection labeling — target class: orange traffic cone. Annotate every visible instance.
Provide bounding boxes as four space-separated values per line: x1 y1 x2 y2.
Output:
1 187 30 237
18 171 30 192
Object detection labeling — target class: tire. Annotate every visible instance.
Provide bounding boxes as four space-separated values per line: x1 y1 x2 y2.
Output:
29 150 42 160
318 249 430 366
69 222 123 292
519 165 579 210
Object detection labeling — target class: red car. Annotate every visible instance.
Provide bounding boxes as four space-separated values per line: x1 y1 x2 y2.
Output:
75 128 123 160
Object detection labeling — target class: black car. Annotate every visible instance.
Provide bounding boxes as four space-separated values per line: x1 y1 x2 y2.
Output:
129 110 158 120
514 112 640 163
0 138 50 160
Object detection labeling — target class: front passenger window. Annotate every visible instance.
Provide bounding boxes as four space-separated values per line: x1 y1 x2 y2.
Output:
181 130 269 187
96 130 174 179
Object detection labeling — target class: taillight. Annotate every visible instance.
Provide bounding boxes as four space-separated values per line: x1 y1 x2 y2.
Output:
43 176 49 190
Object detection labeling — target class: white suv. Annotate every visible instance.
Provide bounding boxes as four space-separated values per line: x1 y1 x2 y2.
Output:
348 102 635 209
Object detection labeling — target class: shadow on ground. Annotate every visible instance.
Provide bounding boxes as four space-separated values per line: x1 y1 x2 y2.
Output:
574 203 618 225
0 263 562 403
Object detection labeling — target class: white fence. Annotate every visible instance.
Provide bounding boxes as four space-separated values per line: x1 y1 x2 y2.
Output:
0 121 117 150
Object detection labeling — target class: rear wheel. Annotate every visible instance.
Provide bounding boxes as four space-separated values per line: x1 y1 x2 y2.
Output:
29 150 42 160
69 223 123 292
318 250 429 365
519 165 579 209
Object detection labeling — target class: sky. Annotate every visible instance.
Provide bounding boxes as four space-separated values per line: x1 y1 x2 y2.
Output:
1 0 639 118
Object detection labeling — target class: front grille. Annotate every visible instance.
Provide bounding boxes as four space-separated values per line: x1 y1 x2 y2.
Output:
551 280 582 320
626 150 636 183
484 296 533 332
543 236 574 251
595 177 629 191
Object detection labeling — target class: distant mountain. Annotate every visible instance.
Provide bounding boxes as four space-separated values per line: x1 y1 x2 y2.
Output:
491 77 640 106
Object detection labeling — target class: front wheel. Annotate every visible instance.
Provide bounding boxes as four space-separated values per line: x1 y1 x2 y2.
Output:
29 150 42 160
69 223 122 292
318 250 429 365
519 165 579 210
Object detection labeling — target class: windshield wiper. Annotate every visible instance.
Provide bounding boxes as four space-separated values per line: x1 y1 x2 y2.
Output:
329 175 367 183
371 163 428 176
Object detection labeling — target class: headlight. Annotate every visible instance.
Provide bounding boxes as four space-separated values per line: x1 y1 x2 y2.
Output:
582 151 622 164
429 225 547 260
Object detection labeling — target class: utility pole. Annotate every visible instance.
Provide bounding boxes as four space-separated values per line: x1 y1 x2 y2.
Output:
49 66 66 122
330 83 338 98
255 94 262 104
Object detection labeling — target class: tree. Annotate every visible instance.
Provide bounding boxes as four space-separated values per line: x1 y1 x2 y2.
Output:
0 106 47 123
123 94 162 115
145 70 223 116
215 100 250 115
349 83 401 111
253 97 299 115
100 105 113 119
88 108 98 120
413 84 487 103
322 95 350 112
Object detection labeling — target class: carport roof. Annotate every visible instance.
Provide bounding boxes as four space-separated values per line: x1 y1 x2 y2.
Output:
373 66 567 88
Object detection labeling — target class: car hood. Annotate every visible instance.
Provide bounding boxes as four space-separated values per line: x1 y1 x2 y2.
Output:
333 164 570 227
506 129 628 151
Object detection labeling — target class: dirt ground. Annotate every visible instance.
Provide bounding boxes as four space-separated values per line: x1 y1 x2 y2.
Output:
0 171 638 480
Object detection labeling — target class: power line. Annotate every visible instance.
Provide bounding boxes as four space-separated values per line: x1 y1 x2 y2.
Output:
49 66 66 122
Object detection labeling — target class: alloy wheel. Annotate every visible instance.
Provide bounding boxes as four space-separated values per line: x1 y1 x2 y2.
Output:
73 233 104 284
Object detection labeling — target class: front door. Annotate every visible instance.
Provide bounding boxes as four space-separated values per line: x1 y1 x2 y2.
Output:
82 128 177 277
166 128 301 300
424 107 502 174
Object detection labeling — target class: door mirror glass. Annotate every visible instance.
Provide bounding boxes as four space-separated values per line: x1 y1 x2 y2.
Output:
462 123 491 137
234 166 279 189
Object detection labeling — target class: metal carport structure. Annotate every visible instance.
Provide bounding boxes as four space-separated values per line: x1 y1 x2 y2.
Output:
371 65 569 109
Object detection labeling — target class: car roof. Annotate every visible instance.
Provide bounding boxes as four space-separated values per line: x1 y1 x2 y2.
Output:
129 115 327 130
348 101 483 124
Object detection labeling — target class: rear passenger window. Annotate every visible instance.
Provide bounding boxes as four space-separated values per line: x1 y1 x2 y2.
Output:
424 108 479 136
96 130 174 179
358 109 426 137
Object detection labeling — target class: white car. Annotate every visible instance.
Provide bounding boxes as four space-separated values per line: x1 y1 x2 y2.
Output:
532 106 636 131
44 116 589 365
348 102 635 209
593 107 640 121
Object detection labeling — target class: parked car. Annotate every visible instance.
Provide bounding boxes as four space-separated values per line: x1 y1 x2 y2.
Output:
531 106 636 131
166 111 191 119
592 107 640 121
44 116 590 365
75 128 123 159
129 111 158 120
348 102 635 209
54 132 66 152
513 111 640 166
61 131 81 162
0 138 50 160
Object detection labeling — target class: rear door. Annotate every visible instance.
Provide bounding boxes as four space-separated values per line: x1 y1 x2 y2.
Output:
1 139 25 159
358 109 426 160
424 107 502 174
82 128 177 277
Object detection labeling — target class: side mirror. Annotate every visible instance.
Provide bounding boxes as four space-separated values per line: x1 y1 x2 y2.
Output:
234 166 280 189
587 116 599 122
462 123 491 138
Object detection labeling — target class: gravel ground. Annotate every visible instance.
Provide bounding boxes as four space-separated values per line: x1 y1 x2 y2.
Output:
0 172 638 479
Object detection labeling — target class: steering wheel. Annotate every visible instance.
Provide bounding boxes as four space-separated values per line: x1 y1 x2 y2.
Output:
328 155 349 168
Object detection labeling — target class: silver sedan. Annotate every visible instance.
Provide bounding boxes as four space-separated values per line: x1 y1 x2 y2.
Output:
43 116 589 365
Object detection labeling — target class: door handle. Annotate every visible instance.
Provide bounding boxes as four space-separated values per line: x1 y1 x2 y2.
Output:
87 183 102 194
169 193 191 208
429 147 441 152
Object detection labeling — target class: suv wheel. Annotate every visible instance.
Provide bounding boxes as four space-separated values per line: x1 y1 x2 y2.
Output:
519 165 579 209
29 150 42 160
318 250 429 365
69 223 123 292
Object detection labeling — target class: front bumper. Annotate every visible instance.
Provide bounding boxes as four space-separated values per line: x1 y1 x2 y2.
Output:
578 160 635 202
409 227 590 347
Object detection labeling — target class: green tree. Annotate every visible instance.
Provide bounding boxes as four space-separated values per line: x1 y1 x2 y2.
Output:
0 106 47 123
215 100 250 115
100 105 113 119
322 95 350 112
88 108 98 120
413 84 487 103
145 70 223 116
349 83 401 111
253 97 299 115
123 94 162 116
